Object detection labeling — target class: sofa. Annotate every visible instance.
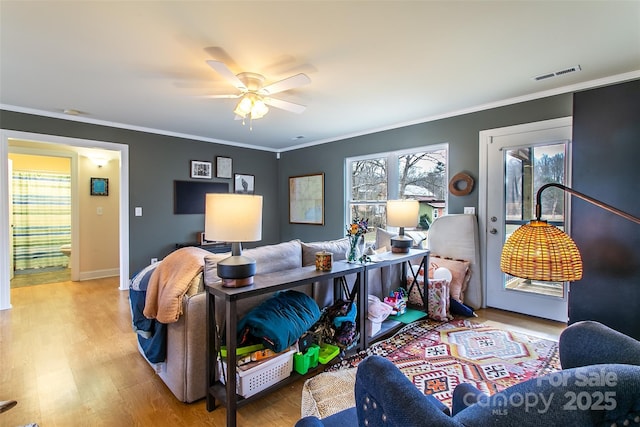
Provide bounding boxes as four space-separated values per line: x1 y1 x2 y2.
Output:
295 320 640 426
131 214 482 403
132 237 402 402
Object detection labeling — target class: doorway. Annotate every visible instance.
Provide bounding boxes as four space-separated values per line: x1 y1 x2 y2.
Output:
479 117 572 322
9 152 72 287
1 130 130 310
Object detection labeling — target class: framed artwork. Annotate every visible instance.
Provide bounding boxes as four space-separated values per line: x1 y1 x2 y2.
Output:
289 173 324 225
90 177 109 196
199 232 219 246
216 156 233 178
234 173 255 194
190 160 212 179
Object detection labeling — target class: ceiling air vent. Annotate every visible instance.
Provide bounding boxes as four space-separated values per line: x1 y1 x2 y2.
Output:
534 65 581 81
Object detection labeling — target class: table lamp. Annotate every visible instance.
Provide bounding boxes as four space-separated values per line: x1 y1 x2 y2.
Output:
501 183 640 281
386 199 419 253
205 193 263 287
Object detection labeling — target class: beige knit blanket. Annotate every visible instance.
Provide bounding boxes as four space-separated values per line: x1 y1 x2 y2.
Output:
143 247 211 323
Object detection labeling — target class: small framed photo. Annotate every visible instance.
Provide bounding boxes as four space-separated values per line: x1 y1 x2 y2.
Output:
90 177 109 196
234 173 255 194
191 160 212 179
199 232 218 246
216 156 233 179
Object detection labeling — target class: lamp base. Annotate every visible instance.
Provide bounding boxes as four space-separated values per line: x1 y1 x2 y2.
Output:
217 255 256 288
391 235 412 254
221 277 254 288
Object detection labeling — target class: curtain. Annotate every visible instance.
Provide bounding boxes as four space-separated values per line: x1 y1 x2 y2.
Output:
12 171 71 270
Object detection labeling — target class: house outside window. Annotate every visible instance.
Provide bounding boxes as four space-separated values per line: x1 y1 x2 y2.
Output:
346 145 448 244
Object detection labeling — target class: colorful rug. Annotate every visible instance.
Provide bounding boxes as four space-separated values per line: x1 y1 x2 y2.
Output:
307 318 560 415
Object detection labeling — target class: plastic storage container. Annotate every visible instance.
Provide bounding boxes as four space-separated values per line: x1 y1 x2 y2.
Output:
293 344 320 374
318 343 340 364
218 347 295 398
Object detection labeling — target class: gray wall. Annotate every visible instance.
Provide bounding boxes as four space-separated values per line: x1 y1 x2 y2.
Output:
0 111 280 274
278 94 573 243
570 80 640 339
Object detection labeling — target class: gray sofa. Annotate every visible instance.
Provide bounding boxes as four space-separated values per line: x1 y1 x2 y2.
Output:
135 214 481 403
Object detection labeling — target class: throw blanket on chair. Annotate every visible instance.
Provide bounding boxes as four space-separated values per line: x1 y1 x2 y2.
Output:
143 247 211 323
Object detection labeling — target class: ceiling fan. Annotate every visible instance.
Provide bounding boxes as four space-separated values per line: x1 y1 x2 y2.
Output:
203 60 311 127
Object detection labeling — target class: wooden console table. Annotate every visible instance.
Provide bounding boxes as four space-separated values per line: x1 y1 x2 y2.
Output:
205 262 364 427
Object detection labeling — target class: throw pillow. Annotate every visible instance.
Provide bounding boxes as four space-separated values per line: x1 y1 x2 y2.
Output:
407 273 451 321
429 255 471 303
427 278 452 321
375 228 394 252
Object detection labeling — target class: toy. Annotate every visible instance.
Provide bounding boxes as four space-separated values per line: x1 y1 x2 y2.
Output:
383 290 407 315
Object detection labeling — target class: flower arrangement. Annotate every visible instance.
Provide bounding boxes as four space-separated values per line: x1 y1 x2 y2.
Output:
346 217 368 262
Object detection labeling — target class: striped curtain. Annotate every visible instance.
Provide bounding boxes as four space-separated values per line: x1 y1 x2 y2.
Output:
12 171 71 270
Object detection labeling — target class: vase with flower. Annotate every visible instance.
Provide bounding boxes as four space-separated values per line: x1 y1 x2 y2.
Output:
346 217 369 263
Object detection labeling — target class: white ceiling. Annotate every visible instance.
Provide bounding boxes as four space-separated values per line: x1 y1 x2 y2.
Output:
1 1 639 152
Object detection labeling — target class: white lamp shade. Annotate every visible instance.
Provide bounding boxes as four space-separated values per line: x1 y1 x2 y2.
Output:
386 199 419 227
205 193 263 242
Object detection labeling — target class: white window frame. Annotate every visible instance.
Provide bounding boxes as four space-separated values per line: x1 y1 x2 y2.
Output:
345 143 449 228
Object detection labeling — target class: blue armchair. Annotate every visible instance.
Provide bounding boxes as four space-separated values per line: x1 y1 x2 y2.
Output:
296 321 640 427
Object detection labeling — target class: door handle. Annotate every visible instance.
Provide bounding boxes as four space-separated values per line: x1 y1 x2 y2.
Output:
489 228 498 234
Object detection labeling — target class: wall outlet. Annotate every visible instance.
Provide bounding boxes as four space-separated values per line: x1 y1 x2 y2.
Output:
151 258 158 264
464 207 476 215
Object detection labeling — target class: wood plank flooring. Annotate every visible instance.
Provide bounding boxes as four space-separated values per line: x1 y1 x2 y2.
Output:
0 277 565 427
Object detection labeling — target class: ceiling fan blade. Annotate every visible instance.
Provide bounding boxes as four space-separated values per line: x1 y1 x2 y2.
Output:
263 97 307 114
198 94 241 99
259 73 311 95
206 60 247 91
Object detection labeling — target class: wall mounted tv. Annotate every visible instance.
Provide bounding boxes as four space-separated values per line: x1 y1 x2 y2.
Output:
174 180 229 214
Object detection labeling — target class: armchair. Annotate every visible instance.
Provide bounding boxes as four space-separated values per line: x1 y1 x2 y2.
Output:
296 321 640 427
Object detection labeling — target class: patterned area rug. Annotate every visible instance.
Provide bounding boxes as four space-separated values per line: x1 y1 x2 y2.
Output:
302 318 560 418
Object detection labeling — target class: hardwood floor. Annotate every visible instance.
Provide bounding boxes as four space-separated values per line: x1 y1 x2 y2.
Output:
0 277 566 426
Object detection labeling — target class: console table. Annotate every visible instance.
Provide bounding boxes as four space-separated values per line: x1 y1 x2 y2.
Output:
205 262 364 427
362 248 429 347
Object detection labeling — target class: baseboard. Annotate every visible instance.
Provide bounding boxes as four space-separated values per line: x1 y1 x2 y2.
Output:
78 268 119 281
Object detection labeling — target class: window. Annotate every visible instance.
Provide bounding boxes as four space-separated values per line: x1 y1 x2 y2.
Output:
346 145 448 242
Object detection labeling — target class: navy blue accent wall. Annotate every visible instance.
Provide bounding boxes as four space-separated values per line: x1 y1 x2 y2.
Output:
570 80 640 339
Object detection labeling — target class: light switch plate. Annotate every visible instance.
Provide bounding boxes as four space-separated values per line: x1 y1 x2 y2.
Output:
464 207 476 215
135 207 143 216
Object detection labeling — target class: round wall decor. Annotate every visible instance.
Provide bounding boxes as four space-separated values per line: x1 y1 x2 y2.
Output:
449 172 474 196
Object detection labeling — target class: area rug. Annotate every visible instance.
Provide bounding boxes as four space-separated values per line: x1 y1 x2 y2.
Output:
301 318 560 419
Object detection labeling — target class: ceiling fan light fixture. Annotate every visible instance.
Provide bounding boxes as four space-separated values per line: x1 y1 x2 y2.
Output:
251 98 269 119
233 94 253 118
233 93 268 121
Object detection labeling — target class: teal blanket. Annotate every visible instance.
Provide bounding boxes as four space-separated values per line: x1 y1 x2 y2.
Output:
237 290 321 353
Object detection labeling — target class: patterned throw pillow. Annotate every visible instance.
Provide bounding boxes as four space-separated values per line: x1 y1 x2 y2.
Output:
429 255 471 303
407 271 452 321
426 279 452 321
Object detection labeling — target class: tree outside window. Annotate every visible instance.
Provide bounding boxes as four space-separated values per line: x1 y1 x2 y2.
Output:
347 146 447 242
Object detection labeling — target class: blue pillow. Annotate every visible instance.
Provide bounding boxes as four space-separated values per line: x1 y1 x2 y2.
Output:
449 298 476 317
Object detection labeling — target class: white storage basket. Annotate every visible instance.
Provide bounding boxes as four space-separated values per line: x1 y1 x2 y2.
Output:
218 348 295 398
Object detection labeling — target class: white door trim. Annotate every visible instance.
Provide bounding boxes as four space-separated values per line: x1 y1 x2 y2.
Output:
478 116 572 312
1 130 130 310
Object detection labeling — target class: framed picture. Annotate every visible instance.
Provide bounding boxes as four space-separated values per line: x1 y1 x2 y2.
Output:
199 232 219 246
216 156 233 178
234 173 255 194
90 177 109 196
289 173 324 225
191 160 212 179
